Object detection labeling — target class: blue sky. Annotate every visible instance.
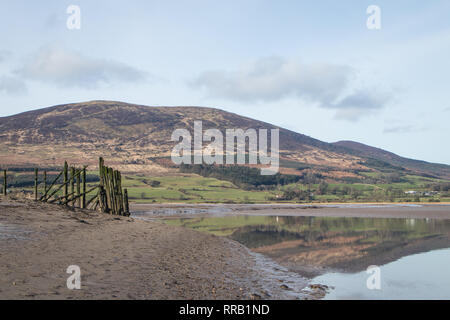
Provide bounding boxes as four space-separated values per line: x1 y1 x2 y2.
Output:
1 0 449 164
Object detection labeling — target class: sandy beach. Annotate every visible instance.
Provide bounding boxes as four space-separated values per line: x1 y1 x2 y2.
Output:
3 198 449 300
0 198 313 300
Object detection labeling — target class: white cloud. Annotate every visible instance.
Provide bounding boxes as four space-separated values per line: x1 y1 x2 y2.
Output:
192 56 352 103
16 46 148 89
192 56 391 121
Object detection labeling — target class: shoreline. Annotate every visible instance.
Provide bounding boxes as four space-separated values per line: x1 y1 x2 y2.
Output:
131 202 450 220
3 199 448 299
0 199 314 300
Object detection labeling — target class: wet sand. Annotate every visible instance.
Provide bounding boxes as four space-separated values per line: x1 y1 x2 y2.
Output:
4 200 446 300
0 199 312 300
132 203 450 220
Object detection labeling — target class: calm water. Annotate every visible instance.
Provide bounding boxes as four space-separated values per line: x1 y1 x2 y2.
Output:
159 215 450 299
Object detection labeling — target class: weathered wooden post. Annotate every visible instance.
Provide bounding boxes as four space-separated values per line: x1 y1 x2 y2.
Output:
98 157 106 212
63 161 68 202
43 171 47 195
34 168 38 201
82 168 86 209
93 158 127 215
3 170 6 196
104 166 112 213
76 169 81 208
124 188 129 216
70 167 75 207
117 171 124 215
113 170 119 215
111 168 117 214
105 166 111 213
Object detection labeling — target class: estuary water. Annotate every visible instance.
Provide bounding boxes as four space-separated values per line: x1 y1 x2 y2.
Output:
157 214 450 299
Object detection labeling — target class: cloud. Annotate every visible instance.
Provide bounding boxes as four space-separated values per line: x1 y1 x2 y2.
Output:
192 56 353 103
16 46 148 89
334 108 375 122
192 56 391 121
383 124 425 134
331 89 392 121
0 50 11 63
332 89 390 110
0 76 27 95
44 13 64 29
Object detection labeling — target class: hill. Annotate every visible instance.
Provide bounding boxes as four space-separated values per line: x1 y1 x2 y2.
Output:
0 100 449 183
333 141 450 180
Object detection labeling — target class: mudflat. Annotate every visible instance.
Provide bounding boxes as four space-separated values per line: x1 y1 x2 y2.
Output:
0 199 310 299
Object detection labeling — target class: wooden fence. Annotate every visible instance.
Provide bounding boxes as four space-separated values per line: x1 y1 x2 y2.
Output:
1 157 129 216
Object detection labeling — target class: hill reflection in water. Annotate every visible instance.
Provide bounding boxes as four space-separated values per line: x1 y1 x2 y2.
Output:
162 215 450 278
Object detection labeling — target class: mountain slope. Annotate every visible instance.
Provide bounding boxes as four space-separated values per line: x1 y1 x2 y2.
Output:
0 100 449 180
333 141 450 180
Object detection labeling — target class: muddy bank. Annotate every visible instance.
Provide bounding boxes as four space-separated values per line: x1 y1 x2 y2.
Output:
0 199 313 300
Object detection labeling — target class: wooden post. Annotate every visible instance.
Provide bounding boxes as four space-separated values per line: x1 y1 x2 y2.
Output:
63 161 68 202
98 157 107 212
113 170 119 215
99 157 104 186
40 170 65 202
71 167 75 207
117 171 124 215
40 171 61 201
110 168 117 215
43 171 47 195
34 168 38 201
93 158 127 215
124 188 129 216
106 167 113 214
82 168 86 209
104 166 112 213
76 169 81 208
3 170 6 196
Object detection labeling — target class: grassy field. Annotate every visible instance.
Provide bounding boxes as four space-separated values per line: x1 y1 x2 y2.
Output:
123 174 274 203
120 172 450 204
4 170 450 204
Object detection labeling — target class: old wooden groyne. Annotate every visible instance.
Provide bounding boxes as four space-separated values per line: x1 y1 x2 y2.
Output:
1 157 129 216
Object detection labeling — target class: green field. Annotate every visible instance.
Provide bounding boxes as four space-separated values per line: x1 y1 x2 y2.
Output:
4 170 450 204
119 172 450 204
123 174 274 203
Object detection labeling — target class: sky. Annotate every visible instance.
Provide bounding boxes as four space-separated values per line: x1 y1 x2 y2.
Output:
0 0 449 164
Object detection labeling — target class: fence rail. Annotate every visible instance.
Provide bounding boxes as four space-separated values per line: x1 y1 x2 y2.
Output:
1 157 129 216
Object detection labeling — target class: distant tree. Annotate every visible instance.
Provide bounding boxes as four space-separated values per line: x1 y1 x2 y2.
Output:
150 180 161 187
318 182 329 195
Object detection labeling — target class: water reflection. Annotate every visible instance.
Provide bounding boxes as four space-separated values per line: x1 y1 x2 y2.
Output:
315 248 450 299
162 215 450 278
